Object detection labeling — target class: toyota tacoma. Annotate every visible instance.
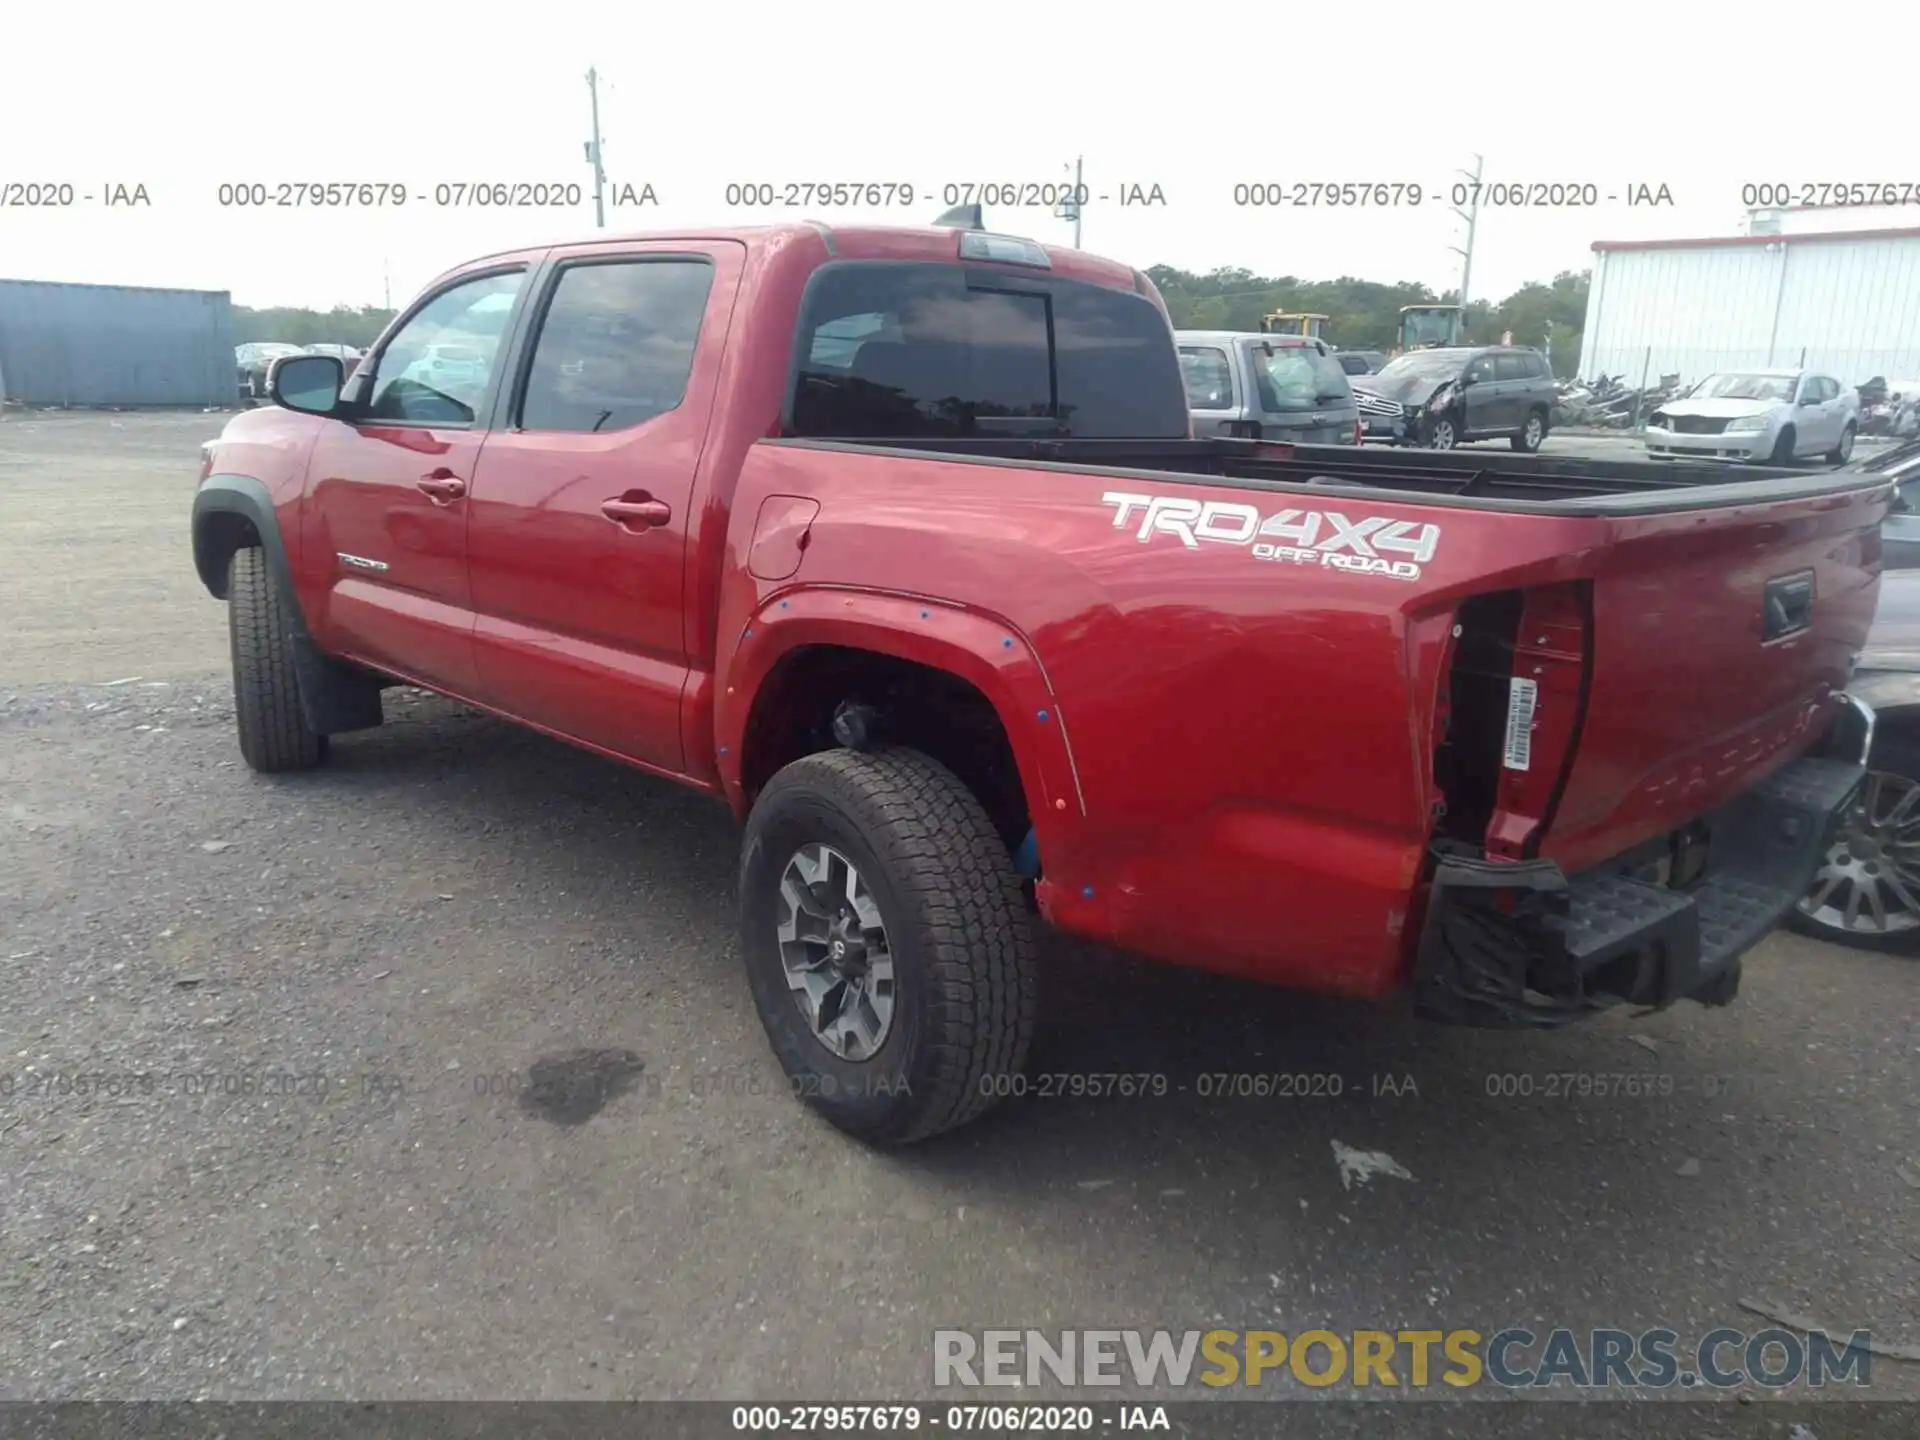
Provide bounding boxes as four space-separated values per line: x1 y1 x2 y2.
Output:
192 220 1888 1144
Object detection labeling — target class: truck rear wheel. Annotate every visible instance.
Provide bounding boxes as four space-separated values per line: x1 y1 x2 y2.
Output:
228 546 327 772
737 747 1038 1145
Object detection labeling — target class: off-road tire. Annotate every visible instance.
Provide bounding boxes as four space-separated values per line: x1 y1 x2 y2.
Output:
738 747 1038 1145
1826 423 1856 465
228 546 327 772
1511 407 1548 453
1768 426 1797 466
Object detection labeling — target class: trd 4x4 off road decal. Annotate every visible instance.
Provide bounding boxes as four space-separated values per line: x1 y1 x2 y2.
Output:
1100 491 1441 582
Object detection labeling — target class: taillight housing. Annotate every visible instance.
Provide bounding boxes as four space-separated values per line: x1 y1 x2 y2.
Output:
1431 583 1593 862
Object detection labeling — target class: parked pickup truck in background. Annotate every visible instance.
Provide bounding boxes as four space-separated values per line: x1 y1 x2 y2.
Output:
193 220 1888 1145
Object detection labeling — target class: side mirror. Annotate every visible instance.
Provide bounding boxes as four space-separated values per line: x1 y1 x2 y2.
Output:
269 354 344 415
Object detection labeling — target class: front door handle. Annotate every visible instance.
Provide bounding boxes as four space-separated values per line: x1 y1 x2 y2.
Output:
602 497 671 530
417 473 467 502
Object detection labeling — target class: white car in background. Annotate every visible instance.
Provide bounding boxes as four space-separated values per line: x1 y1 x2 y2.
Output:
1645 368 1859 466
400 342 487 397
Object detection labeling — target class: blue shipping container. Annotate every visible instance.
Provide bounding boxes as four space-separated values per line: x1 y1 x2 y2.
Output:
0 278 236 407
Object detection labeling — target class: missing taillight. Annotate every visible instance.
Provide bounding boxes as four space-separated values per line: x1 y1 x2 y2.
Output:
1433 583 1593 860
1433 590 1523 849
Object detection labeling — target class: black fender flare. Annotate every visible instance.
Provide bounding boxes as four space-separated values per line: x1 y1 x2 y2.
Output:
191 476 383 735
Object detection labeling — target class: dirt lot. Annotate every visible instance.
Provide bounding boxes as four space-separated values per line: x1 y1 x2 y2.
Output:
2 411 1916 1412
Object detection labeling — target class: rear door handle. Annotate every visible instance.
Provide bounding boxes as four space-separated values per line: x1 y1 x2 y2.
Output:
417 472 467 502
602 497 671 530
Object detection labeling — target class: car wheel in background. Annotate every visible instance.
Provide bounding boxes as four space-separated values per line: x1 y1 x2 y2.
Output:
1790 733 1920 954
1768 426 1796 465
1423 416 1458 450
1827 423 1856 465
1511 409 1547 453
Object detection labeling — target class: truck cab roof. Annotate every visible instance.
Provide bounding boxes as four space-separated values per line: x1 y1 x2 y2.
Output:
440 223 1151 298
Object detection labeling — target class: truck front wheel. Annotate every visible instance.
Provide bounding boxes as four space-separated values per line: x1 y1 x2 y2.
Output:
228 546 328 772
737 747 1038 1145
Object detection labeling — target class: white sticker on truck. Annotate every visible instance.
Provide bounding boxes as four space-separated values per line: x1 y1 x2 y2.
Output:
1099 491 1440 582
1504 677 1539 771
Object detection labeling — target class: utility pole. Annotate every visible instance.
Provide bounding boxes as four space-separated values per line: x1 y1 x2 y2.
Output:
1053 155 1083 248
382 256 391 311
584 67 607 229
1447 153 1483 308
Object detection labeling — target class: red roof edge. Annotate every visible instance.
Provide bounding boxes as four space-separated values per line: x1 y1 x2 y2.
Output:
1592 226 1920 253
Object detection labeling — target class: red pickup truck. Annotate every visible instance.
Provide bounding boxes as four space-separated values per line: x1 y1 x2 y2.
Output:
192 220 1887 1145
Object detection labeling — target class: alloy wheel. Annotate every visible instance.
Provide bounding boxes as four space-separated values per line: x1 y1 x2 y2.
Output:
775 843 896 1059
1797 769 1920 941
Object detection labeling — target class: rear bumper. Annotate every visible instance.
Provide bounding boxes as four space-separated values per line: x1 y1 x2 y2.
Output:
1410 750 1867 1029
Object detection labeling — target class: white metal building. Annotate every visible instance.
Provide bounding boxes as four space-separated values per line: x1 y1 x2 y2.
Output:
1578 225 1920 388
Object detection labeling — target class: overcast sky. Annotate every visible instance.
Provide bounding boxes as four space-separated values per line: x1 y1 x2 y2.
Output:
3 3 1914 313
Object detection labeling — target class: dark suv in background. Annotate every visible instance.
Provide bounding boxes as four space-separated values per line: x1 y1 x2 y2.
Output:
1352 344 1556 452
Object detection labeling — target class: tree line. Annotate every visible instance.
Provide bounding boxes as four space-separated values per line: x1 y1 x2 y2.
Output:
233 304 397 349
235 266 1593 375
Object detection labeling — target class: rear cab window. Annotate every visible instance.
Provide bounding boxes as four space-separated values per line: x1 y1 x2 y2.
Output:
787 261 1188 438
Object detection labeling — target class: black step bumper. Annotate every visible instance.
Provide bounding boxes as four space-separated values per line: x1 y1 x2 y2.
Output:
1410 753 1866 1029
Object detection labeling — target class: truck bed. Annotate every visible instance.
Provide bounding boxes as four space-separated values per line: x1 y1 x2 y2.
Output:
780 436 1887 512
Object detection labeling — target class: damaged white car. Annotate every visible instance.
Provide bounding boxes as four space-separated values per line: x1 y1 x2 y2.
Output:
1646 368 1859 466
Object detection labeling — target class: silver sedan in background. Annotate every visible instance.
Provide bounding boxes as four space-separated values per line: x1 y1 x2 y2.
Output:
1645 368 1860 466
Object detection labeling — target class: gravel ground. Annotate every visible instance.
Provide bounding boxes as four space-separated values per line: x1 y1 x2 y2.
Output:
1 411 1916 1412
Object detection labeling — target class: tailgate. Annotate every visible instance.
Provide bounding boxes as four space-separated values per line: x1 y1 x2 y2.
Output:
1536 485 1885 874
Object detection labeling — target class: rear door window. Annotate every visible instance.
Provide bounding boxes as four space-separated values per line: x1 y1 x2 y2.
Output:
517 258 715 433
1178 346 1235 409
788 261 1188 438
1494 352 1530 382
